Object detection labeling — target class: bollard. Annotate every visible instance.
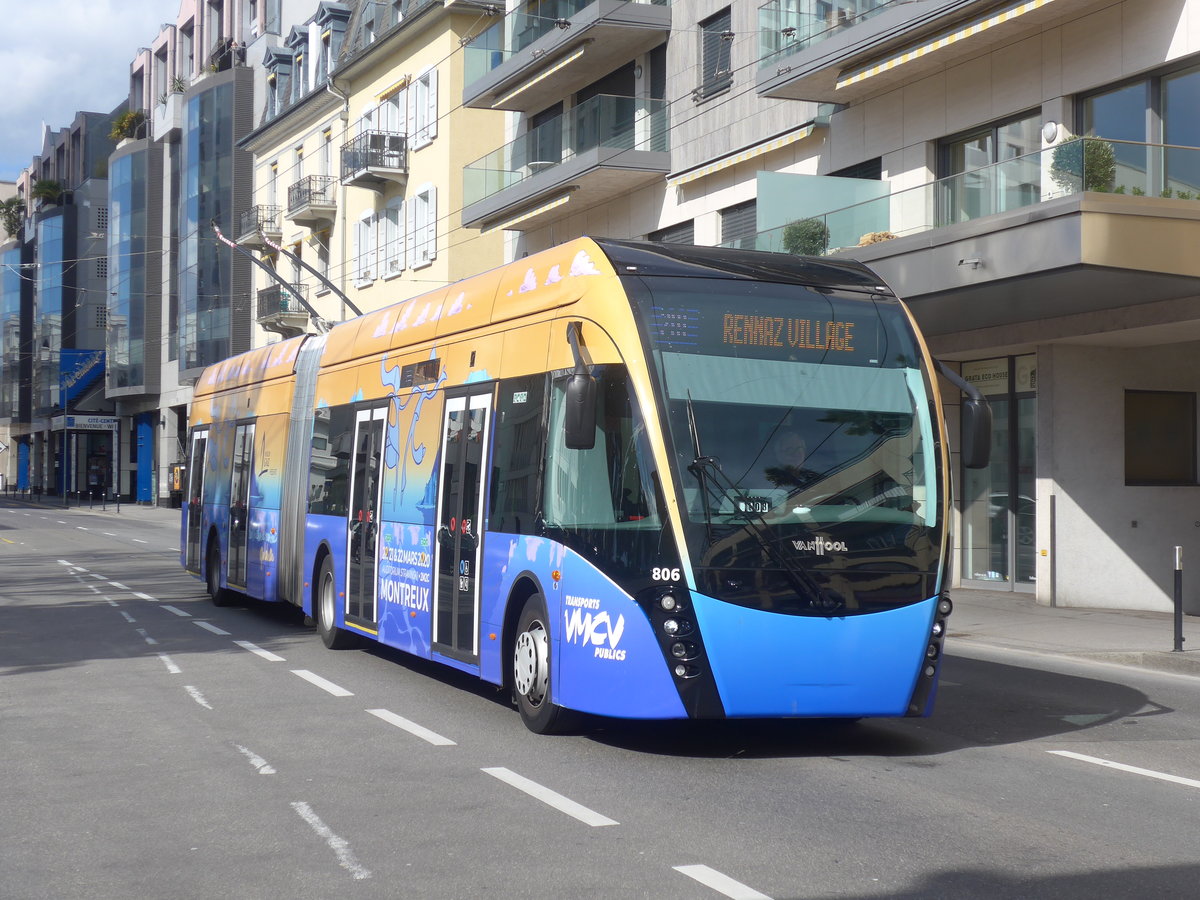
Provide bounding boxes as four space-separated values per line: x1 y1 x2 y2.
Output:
1174 546 1185 653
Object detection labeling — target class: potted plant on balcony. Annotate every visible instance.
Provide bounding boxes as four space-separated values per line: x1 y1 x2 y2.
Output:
782 218 830 256
1050 134 1116 193
0 197 24 237
31 179 63 207
109 109 146 143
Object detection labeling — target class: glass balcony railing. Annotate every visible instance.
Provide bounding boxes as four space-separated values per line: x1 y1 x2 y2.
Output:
758 0 901 65
257 284 309 319
465 0 669 84
725 139 1200 254
464 94 669 207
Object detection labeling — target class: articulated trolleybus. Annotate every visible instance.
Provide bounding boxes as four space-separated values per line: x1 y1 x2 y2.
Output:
183 238 989 733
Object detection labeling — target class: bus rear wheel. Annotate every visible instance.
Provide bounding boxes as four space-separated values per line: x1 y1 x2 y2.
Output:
206 540 233 607
315 555 354 650
513 594 571 734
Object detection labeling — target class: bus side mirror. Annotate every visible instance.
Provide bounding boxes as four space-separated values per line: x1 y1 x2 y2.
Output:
564 373 597 450
961 396 992 469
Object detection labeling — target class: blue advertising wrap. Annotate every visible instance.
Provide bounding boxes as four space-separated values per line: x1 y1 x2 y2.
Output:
691 593 937 717
377 521 434 657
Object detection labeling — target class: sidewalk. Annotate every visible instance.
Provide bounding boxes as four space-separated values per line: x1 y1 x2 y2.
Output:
950 587 1200 678
2 492 182 526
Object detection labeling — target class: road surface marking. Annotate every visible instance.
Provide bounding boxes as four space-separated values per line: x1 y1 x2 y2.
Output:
108 581 129 590
161 605 191 617
235 640 286 662
157 653 181 674
673 865 773 900
290 801 371 880
1049 750 1200 790
291 669 353 697
102 532 117 537
120 611 136 623
134 592 157 601
76 526 88 531
235 744 276 774
185 686 213 710
132 539 148 544
194 621 231 636
57 559 77 567
136 628 158 646
104 597 118 607
366 708 456 746
482 767 618 827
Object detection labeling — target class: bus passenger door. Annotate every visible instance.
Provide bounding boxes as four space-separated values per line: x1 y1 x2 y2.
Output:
185 430 208 572
346 407 386 629
433 391 493 662
228 422 255 588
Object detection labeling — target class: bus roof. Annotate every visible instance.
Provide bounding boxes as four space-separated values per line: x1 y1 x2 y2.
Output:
593 239 892 293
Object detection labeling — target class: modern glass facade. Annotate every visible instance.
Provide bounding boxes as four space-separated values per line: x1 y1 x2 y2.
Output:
0 244 21 420
179 83 234 372
35 214 68 415
108 150 148 390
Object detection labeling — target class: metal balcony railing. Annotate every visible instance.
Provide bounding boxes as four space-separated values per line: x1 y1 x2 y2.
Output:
463 94 669 207
724 139 1200 254
257 283 309 319
340 131 409 179
287 175 337 215
238 205 282 240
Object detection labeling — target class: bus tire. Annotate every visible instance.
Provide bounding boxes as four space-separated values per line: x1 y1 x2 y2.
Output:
206 539 233 607
315 555 354 650
512 594 571 734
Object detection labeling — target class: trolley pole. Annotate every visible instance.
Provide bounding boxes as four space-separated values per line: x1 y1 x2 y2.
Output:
1174 546 1185 653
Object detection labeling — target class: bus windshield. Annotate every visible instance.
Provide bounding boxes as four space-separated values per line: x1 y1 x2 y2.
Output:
627 275 943 614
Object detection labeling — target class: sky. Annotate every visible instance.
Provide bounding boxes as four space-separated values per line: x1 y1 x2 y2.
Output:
1 0 182 182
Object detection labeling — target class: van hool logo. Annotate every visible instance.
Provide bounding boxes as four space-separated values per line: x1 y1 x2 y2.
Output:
792 536 848 554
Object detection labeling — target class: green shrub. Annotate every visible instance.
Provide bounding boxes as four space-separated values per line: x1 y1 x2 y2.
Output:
782 218 830 256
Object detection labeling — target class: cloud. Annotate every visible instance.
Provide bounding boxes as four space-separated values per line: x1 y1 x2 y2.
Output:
0 2 190 180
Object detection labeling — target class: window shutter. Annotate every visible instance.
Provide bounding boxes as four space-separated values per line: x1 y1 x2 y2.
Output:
405 84 416 141
365 213 377 281
425 68 438 142
404 197 417 268
352 218 362 282
424 185 437 262
720 200 757 250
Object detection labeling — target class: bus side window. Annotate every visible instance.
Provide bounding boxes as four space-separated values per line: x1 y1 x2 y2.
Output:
309 404 354 516
490 374 548 535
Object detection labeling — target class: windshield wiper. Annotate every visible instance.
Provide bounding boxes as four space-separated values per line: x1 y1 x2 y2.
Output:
689 454 844 613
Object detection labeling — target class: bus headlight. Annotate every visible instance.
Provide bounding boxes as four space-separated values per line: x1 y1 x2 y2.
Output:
670 642 688 659
663 619 680 635
660 594 677 612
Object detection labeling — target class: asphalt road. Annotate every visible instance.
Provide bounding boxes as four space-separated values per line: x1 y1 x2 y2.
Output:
4 500 1200 899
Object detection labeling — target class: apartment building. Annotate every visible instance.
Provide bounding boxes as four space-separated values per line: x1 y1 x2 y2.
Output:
239 0 506 342
4 114 120 500
456 0 1200 611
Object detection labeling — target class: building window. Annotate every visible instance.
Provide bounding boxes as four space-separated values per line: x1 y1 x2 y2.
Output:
697 8 733 100
412 68 438 149
831 157 883 180
382 197 406 279
649 220 694 244
354 212 376 286
1082 65 1200 197
407 184 436 268
1126 391 1196 485
938 111 1040 225
720 200 756 250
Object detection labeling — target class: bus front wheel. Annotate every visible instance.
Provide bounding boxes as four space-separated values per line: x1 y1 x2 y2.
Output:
315 555 355 650
513 594 571 734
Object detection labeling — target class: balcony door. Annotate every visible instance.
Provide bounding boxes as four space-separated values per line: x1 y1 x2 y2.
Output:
939 113 1040 225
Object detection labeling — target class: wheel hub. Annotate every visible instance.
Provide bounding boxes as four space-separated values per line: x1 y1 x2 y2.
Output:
514 621 549 706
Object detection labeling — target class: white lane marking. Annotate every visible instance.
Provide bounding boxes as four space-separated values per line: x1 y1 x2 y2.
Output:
157 653 181 674
57 559 77 567
136 628 158 646
194 621 231 636
89 574 105 579
134 592 156 601
481 767 618 827
185 686 213 710
102 532 117 537
235 640 286 662
1049 750 1200 790
132 539 148 544
290 802 371 881
169 547 180 552
366 708 457 747
673 865 773 900
120 611 136 623
108 581 129 590
161 605 191 617
76 526 88 531
291 669 353 697
85 585 101 593
56 520 65 524
235 744 277 775
104 598 118 607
